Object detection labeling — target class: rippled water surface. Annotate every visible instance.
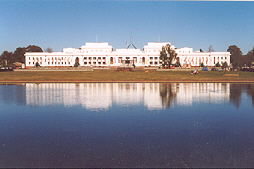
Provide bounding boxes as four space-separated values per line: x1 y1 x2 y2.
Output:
0 83 253 168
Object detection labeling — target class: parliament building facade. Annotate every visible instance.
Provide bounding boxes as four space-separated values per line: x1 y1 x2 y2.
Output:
25 42 230 68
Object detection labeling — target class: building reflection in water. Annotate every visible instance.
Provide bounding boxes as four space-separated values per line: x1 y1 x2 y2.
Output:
23 83 252 110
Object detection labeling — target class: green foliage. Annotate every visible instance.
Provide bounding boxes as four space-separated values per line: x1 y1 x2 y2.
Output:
200 62 204 67
44 48 53 53
244 46 254 67
215 62 221 67
159 44 177 68
0 51 13 66
74 57 80 67
0 45 43 66
175 62 181 67
227 45 243 69
35 62 40 67
221 62 228 69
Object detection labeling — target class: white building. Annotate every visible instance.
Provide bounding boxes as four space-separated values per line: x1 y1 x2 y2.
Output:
25 42 230 68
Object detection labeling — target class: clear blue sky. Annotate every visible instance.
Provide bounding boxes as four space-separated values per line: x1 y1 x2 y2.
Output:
1 1 253 54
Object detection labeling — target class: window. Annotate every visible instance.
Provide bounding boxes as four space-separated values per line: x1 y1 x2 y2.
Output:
221 57 223 59
29 62 30 64
142 57 145 64
110 57 113 64
118 57 122 63
29 57 30 60
133 57 137 63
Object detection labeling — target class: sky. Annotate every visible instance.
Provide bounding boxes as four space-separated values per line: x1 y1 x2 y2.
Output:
0 0 254 55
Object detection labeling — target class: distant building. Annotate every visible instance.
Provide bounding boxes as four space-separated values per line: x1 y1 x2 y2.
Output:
25 42 230 68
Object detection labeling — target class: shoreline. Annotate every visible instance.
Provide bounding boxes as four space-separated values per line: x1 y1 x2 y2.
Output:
1 80 254 84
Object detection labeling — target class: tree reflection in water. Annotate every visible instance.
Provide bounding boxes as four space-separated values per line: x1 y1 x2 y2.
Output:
245 84 254 106
230 83 254 108
159 83 177 108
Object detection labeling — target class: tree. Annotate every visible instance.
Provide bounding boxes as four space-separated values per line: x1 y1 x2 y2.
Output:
160 44 177 68
44 48 53 53
0 51 13 66
74 57 80 67
35 62 40 67
215 62 221 67
222 62 228 69
200 62 204 67
208 45 214 52
246 46 254 67
13 47 26 63
227 45 243 69
0 45 43 66
26 45 43 52
200 49 203 52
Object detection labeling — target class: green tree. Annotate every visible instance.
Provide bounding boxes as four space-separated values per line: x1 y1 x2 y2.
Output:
0 51 13 66
215 62 221 67
227 45 243 69
74 57 80 67
13 47 26 63
200 62 204 67
0 45 43 66
159 44 177 68
44 47 53 53
26 45 43 52
222 62 228 69
246 46 254 67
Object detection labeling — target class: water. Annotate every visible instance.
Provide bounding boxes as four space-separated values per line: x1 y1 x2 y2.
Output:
0 83 253 168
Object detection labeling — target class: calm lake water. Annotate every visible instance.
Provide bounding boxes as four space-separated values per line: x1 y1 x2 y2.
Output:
0 83 253 168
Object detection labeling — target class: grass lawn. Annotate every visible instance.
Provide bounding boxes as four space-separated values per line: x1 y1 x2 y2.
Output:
0 70 254 82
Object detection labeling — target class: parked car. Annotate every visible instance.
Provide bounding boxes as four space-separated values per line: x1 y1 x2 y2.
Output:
202 67 208 71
